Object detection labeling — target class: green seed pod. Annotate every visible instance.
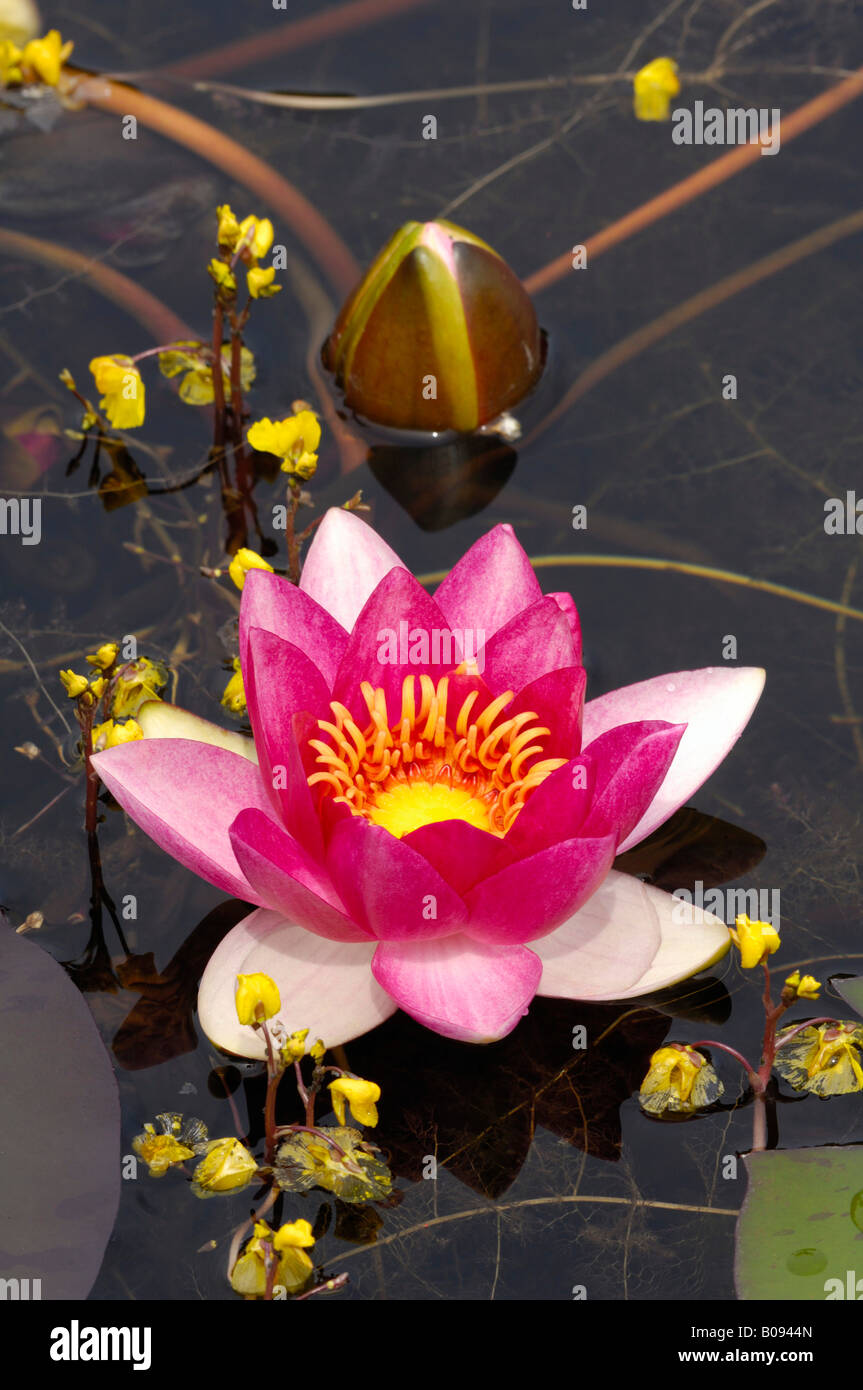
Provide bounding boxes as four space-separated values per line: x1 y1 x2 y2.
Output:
323 220 544 433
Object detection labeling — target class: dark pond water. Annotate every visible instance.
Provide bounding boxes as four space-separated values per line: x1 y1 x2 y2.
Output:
2 0 862 1303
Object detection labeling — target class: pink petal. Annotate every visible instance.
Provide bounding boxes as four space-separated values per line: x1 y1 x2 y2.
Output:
230 808 372 942
92 740 273 904
331 567 459 723
244 627 331 838
547 592 582 665
578 720 686 848
198 908 394 1059
503 757 596 857
240 569 348 686
403 820 516 895
299 507 405 631
371 934 542 1042
534 870 728 999
481 597 575 694
326 815 468 939
582 667 765 852
507 665 586 759
432 524 543 638
463 833 616 944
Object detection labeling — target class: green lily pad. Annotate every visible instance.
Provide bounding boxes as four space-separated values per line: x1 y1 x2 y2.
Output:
735 1147 863 1300
834 976 863 1019
274 1126 393 1204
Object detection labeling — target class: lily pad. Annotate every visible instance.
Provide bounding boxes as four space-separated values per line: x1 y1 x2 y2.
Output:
735 1146 863 1300
833 976 863 1019
0 928 121 1298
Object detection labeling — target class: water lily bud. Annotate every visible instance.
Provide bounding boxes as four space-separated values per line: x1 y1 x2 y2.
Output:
323 219 544 433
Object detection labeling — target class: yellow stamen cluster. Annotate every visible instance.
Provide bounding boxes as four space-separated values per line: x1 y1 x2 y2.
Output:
308 674 566 838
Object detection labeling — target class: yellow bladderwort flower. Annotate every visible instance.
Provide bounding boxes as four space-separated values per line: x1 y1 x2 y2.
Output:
230 1219 315 1297
111 657 167 719
638 1044 723 1115
633 57 680 121
729 914 780 969
237 214 274 261
280 1028 310 1066
60 669 89 699
235 971 281 1026
228 547 274 593
86 642 119 671
0 38 23 83
88 355 145 429
132 1126 195 1177
91 718 143 751
216 203 241 249
775 1022 863 1097
783 970 822 1001
192 1137 258 1195
310 1039 326 1063
21 29 73 86
247 412 321 478
158 342 255 405
87 675 107 700
328 1076 381 1127
247 265 282 299
207 258 237 295
221 658 246 715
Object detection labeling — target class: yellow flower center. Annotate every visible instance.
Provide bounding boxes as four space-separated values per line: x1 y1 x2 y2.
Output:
307 674 566 838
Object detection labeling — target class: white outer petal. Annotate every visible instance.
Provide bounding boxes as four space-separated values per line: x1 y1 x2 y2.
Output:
534 871 730 1001
197 908 396 1058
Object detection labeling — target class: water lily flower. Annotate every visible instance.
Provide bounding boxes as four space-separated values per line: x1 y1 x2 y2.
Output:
88 355 145 430
328 1076 381 1127
729 913 780 969
91 510 764 1054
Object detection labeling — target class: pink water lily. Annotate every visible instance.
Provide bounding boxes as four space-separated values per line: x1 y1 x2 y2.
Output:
92 510 764 1055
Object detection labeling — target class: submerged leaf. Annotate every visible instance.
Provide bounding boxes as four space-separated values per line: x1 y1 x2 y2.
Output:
0 928 120 1297
274 1126 393 1204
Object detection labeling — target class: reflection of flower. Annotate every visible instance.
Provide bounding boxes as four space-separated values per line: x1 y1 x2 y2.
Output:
93 510 764 1052
729 913 780 969
328 1076 380 1127
638 1044 722 1115
774 1022 863 1097
89 355 145 429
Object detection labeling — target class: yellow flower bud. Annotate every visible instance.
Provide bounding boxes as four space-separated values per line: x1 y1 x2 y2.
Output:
88 675 107 700
328 1075 381 1127
729 914 780 969
310 1039 326 1064
21 28 73 86
207 258 237 294
192 1137 258 1194
216 204 241 249
59 669 88 699
235 971 281 1026
633 57 680 122
280 1028 310 1065
221 658 246 714
0 38 23 83
227 547 274 593
237 214 274 260
783 970 821 1001
86 642 119 671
